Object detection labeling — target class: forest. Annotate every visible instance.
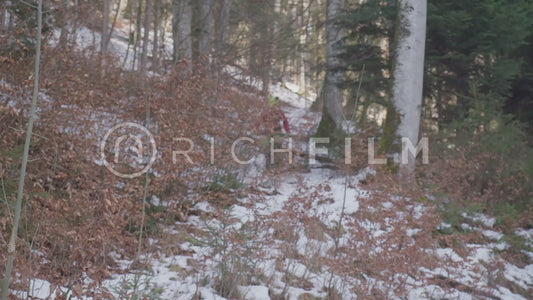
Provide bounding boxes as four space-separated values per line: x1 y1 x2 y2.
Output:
0 0 532 299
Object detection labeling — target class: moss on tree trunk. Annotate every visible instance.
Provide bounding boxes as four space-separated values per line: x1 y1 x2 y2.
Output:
378 1 402 156
316 105 336 137
378 103 399 155
315 102 346 148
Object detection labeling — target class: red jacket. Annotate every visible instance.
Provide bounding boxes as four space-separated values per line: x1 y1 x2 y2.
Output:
279 110 290 134
255 108 291 134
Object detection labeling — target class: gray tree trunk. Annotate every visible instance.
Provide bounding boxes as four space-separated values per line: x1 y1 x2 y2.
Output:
172 0 179 62
320 0 345 130
71 0 79 45
391 0 427 171
215 0 232 60
141 0 153 72
153 0 159 69
58 0 70 48
133 0 143 70
297 0 308 92
101 0 110 54
271 0 281 74
198 0 213 59
1 1 42 298
0 2 5 33
105 0 122 51
172 0 192 66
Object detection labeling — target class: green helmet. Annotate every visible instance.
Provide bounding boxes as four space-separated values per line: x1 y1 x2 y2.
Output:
269 96 280 106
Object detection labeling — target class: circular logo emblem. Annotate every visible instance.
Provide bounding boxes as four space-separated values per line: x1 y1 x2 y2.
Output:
100 122 157 178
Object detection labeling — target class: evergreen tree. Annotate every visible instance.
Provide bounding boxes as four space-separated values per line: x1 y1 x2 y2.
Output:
425 0 533 127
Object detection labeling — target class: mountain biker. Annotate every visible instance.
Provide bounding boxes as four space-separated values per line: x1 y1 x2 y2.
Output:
266 96 291 134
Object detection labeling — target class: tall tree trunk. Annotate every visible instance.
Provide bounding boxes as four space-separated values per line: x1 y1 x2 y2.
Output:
101 0 110 54
7 1 14 36
215 0 232 61
198 0 213 60
141 0 153 72
0 1 42 298
160 10 168 70
57 0 70 48
172 0 179 63
317 0 345 132
249 42 257 74
133 0 143 70
297 0 308 92
105 0 122 50
172 0 192 67
390 0 427 172
260 0 276 94
212 0 232 104
179 0 193 66
152 0 159 70
0 2 5 34
261 44 271 94
71 0 79 45
270 0 281 76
